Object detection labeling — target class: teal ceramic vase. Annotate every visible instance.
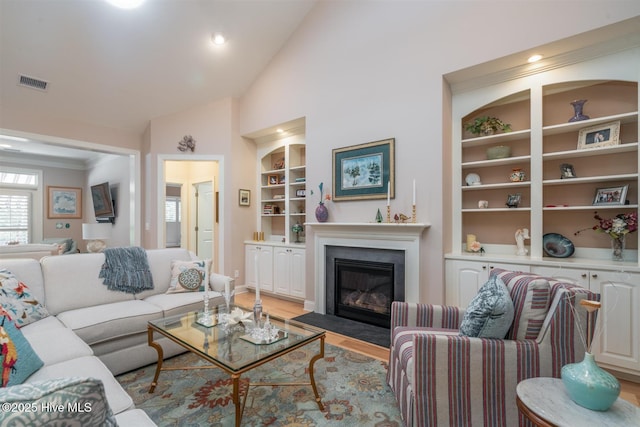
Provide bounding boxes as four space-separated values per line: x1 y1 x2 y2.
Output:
561 352 620 411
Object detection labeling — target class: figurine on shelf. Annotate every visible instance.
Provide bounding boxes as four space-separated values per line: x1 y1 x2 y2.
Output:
394 213 410 223
515 228 530 256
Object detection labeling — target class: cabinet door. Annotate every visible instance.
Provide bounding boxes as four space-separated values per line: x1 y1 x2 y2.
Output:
446 260 531 307
273 247 291 295
289 248 305 299
590 270 640 375
244 244 274 292
446 260 490 307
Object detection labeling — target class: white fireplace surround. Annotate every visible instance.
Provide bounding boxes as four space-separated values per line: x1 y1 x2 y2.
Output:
308 222 429 314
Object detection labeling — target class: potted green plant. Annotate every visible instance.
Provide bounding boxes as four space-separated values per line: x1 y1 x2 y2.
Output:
465 116 512 136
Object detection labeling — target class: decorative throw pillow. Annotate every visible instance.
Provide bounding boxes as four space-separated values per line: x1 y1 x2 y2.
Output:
0 314 44 387
0 377 117 426
491 269 552 340
166 259 212 294
459 275 514 338
0 269 49 327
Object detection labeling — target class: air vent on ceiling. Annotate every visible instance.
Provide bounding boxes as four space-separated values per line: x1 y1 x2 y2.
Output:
17 74 49 92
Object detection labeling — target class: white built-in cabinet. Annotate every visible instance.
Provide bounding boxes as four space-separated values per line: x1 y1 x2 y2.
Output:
244 243 305 300
445 259 530 307
446 48 640 378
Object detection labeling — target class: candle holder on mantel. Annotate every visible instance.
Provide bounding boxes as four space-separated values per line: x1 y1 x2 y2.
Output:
387 205 391 223
412 204 416 223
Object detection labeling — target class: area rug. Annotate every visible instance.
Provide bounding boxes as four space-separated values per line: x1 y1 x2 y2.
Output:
292 312 390 348
117 342 402 426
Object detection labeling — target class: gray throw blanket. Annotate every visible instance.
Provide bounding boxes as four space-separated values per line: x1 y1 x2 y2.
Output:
99 247 154 294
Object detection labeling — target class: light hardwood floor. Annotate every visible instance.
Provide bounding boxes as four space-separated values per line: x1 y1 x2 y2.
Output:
235 291 640 407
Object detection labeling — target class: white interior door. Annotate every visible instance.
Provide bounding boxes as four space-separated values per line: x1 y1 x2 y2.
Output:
194 181 213 259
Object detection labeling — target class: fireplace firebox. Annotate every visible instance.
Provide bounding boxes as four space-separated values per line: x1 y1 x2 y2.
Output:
326 246 405 329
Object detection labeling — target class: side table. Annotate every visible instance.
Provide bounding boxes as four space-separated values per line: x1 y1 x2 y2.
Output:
516 377 639 427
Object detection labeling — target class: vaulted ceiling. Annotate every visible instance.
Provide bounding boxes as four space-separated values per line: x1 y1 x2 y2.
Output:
0 0 316 161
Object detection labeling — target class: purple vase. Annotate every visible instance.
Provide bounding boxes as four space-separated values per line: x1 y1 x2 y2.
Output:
568 99 590 122
315 203 329 222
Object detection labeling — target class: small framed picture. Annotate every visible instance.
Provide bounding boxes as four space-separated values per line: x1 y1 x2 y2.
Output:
593 185 628 206
278 175 286 184
296 189 306 197
267 174 279 186
506 193 521 208
577 120 620 150
239 189 250 206
560 163 576 179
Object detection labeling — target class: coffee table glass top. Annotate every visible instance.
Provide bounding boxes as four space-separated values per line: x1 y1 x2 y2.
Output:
149 305 324 372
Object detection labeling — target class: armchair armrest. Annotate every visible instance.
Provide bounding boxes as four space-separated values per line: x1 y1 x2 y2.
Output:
390 301 464 330
209 272 235 295
411 333 540 426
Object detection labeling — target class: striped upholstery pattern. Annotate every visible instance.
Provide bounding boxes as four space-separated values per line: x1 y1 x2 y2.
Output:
387 273 598 426
491 269 551 340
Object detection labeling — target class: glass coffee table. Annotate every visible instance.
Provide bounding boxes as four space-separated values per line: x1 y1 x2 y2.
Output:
147 306 326 426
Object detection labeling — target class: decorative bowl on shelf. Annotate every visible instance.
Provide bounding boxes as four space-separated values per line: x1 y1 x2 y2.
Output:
486 145 511 160
543 233 575 258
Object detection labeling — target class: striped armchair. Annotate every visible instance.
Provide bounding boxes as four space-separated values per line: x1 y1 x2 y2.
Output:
387 269 598 427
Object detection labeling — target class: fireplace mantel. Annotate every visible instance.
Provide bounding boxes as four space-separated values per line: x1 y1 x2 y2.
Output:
307 222 429 314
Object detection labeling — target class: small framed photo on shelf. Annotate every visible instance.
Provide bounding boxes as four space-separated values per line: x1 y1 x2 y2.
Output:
267 174 279 186
560 163 576 179
593 184 628 206
296 189 306 197
505 193 521 208
278 176 286 184
239 189 250 206
577 120 620 150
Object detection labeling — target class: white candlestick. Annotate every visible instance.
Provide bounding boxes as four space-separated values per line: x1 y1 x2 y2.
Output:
387 182 390 206
254 250 261 301
412 179 416 205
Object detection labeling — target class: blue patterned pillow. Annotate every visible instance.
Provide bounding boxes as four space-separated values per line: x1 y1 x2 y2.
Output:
0 269 49 327
166 259 212 293
460 275 514 338
0 377 117 426
0 315 44 387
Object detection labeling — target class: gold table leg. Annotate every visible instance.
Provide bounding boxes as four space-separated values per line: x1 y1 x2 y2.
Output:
232 374 242 427
308 335 325 411
148 327 164 393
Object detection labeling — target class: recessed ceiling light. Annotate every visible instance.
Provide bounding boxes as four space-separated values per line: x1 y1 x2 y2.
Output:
106 0 145 9
277 128 284 133
528 54 543 63
211 33 226 46
0 144 12 149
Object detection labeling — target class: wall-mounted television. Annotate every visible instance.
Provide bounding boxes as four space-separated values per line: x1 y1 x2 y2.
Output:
90 182 116 224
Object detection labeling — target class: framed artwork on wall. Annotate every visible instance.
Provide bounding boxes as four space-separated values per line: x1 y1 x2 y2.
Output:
47 186 82 219
332 138 395 201
239 189 250 206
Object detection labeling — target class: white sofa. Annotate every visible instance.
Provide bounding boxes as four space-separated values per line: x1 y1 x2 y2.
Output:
0 248 234 426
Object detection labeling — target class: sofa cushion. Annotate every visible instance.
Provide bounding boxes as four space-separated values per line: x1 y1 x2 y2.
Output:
26 355 134 414
0 269 49 327
166 259 212 293
0 259 45 303
0 377 118 426
492 269 552 340
135 248 194 299
0 314 44 387
56 300 162 346
26 328 93 366
19 315 67 337
460 275 514 338
145 290 223 318
41 254 135 315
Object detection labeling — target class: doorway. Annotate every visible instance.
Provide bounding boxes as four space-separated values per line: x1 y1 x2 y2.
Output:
159 155 223 271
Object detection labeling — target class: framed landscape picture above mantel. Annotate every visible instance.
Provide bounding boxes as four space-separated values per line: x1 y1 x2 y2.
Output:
47 186 82 219
332 138 395 201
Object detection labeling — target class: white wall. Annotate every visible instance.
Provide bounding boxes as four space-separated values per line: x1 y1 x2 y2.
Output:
238 1 640 304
